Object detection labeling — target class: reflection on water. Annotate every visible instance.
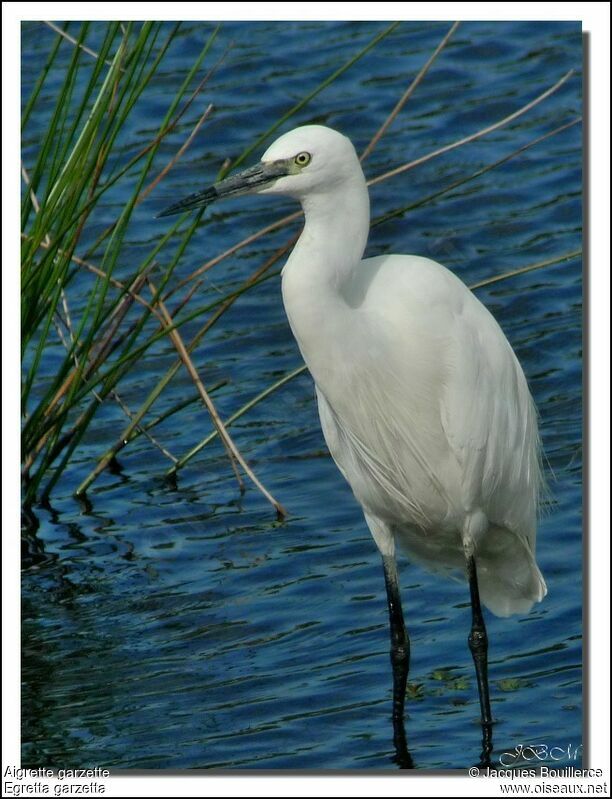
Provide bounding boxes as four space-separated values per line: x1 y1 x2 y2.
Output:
21 20 582 769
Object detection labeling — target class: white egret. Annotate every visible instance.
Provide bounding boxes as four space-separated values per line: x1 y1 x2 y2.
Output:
159 125 547 765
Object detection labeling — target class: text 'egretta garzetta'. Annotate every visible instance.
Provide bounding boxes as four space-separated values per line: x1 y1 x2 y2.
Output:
159 125 547 767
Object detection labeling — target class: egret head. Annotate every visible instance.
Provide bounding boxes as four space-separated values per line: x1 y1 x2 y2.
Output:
157 125 362 217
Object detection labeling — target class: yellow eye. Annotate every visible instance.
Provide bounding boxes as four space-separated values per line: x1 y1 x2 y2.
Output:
294 151 311 167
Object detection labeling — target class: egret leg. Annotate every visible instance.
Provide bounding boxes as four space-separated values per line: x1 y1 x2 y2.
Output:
382 554 413 768
466 554 493 765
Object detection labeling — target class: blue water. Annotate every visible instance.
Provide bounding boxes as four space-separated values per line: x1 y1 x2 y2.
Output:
21 20 582 770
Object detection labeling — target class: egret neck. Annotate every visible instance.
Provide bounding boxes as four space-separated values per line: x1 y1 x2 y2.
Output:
281 169 370 385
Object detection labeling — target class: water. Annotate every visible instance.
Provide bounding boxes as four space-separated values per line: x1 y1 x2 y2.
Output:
21 20 582 770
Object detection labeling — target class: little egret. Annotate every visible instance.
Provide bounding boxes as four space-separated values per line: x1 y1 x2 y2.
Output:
159 125 547 766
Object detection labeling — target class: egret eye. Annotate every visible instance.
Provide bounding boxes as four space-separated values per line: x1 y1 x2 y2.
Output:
294 151 311 167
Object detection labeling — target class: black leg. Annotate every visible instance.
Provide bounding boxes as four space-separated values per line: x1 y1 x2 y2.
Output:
382 554 413 768
466 554 493 766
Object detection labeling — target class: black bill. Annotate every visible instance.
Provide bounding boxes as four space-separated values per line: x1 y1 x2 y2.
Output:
157 160 290 218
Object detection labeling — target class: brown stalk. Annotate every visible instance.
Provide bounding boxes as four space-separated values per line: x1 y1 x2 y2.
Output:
109 391 178 462
360 21 460 162
139 104 215 203
147 279 244 492
21 233 158 315
43 21 123 70
149 280 287 518
167 211 302 299
197 237 298 339
368 69 575 188
470 250 582 291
